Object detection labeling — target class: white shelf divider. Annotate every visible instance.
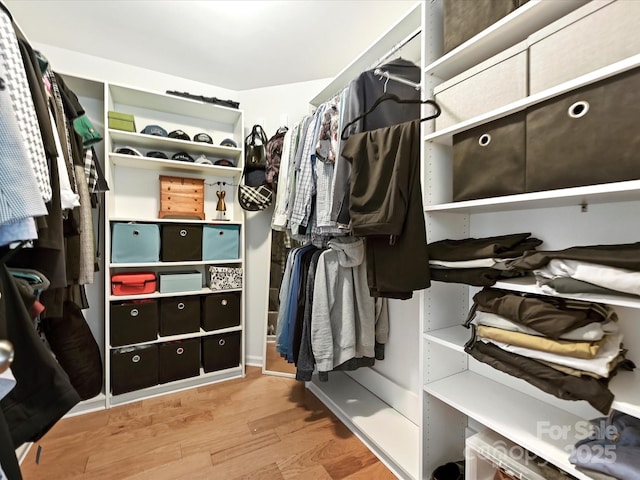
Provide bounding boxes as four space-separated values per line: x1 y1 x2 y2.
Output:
108 287 241 302
109 152 241 177
423 325 469 352
110 325 242 349
307 372 419 480
110 259 242 268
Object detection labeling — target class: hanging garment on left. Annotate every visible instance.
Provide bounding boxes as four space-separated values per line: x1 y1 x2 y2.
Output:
0 9 52 204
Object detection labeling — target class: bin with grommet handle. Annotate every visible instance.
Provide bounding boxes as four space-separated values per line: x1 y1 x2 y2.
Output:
111 222 160 263
110 344 158 395
452 111 526 202
161 224 203 262
201 292 241 331
110 299 158 346
159 296 200 336
158 338 200 383
202 331 241 373
525 67 640 192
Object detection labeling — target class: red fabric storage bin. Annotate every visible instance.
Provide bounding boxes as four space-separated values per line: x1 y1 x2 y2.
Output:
111 272 157 296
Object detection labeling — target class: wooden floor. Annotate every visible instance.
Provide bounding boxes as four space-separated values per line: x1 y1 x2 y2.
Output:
20 367 396 480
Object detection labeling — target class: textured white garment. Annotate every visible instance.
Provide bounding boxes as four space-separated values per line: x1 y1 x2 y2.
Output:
271 126 294 230
0 10 52 202
49 109 80 209
472 310 618 342
535 259 640 296
484 332 623 377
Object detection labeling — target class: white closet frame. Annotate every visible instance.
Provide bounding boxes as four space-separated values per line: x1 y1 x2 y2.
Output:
422 1 640 479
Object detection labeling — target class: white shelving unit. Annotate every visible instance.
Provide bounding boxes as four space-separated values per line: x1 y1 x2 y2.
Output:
104 83 246 408
422 1 640 479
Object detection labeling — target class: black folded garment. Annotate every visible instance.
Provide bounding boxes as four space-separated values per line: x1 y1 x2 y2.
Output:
430 267 524 287
428 232 542 261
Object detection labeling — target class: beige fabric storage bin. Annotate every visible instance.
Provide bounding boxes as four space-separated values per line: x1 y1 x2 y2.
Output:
434 41 527 131
529 0 640 94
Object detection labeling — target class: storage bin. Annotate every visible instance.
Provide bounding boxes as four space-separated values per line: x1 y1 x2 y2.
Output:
452 111 526 201
529 0 640 94
161 224 203 262
434 41 527 130
108 110 136 132
158 338 200 383
207 266 242 291
111 223 160 263
202 224 240 261
465 429 547 480
159 296 201 336
202 331 241 373
158 271 202 294
110 300 158 347
526 67 640 192
111 272 157 296
111 344 158 395
443 0 529 54
201 292 241 331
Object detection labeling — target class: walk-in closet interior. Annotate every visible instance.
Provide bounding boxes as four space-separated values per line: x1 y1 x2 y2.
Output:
2 1 640 479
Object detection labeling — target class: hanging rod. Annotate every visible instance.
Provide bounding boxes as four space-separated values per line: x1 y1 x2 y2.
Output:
372 27 421 69
374 68 421 91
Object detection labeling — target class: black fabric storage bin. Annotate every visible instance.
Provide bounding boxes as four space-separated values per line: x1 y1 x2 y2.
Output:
110 300 158 347
161 224 203 262
159 296 201 336
201 292 241 331
444 0 528 54
158 338 200 384
452 111 526 202
202 331 241 373
111 344 158 395
526 68 640 193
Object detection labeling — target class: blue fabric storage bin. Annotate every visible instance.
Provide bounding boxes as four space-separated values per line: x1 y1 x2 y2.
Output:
111 223 160 263
202 225 240 261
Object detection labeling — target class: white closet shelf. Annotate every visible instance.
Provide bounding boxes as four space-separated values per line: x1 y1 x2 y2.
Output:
425 54 640 145
110 259 242 268
492 277 640 309
109 152 241 177
109 218 242 226
108 287 242 302
425 179 640 214
307 372 419 480
424 0 588 80
109 366 244 407
109 84 243 124
310 2 421 106
610 370 640 419
61 74 105 100
109 130 242 160
423 325 469 352
109 325 242 349
424 371 594 480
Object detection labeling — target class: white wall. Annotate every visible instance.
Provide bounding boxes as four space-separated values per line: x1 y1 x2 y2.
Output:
34 42 328 368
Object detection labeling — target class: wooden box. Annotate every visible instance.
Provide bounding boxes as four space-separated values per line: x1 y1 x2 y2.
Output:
158 175 205 220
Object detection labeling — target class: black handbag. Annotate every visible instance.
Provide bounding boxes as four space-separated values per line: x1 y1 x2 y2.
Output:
245 124 268 169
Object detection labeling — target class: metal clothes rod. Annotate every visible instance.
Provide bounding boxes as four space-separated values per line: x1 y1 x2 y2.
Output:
373 68 422 90
372 27 421 69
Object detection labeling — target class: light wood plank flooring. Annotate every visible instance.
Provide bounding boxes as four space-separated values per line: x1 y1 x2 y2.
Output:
20 367 396 480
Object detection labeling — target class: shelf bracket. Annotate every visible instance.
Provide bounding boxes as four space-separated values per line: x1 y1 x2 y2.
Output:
580 201 588 213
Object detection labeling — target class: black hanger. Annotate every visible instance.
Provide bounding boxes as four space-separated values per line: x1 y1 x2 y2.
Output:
341 93 441 141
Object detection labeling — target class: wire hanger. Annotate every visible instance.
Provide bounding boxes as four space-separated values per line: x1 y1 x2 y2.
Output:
374 68 421 92
341 94 441 141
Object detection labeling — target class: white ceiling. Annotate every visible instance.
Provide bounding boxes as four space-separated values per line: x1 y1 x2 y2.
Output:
5 0 419 91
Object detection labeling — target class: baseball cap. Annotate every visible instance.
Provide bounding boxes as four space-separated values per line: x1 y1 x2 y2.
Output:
214 159 235 167
220 138 237 148
114 146 142 156
141 125 168 137
146 151 168 159
194 133 213 144
168 129 190 141
172 151 195 162
195 155 213 165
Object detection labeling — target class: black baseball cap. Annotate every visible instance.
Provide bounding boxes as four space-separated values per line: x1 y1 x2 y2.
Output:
220 138 237 148
141 125 168 137
114 146 142 156
168 129 190 141
146 151 168 159
172 151 195 162
194 132 213 144
215 158 235 167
